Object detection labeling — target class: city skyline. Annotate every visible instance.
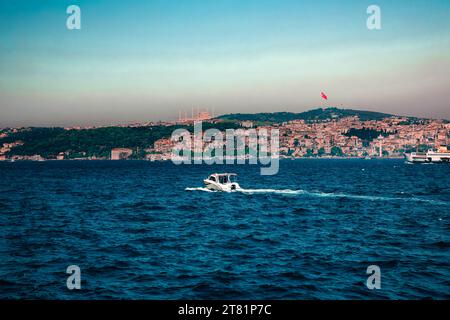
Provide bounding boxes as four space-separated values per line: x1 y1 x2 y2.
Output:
1 0 450 127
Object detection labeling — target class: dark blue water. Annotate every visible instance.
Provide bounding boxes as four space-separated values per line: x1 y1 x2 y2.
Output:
0 159 449 299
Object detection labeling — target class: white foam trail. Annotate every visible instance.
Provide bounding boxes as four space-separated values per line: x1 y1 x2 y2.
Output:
185 187 215 192
237 188 303 195
185 187 304 194
185 187 448 205
299 190 448 205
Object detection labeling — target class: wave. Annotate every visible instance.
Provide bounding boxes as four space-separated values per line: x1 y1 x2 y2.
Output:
185 187 449 205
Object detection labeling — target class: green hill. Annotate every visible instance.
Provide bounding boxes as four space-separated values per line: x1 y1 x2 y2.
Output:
217 107 398 123
0 122 241 159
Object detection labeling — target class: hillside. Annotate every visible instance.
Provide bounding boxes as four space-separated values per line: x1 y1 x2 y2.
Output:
0 122 242 159
217 107 398 123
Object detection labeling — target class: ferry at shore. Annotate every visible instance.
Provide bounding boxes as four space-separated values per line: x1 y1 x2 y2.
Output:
404 146 450 163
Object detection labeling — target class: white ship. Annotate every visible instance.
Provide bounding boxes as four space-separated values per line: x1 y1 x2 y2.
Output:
404 146 450 163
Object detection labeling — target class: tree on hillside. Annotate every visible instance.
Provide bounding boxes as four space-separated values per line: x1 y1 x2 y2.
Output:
331 146 343 156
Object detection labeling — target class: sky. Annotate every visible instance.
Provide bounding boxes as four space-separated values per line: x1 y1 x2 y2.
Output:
0 0 449 127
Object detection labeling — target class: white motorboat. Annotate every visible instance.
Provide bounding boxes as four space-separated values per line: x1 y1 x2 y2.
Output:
203 173 241 192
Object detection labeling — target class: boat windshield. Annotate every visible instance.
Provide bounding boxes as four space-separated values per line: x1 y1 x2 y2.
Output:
211 174 237 184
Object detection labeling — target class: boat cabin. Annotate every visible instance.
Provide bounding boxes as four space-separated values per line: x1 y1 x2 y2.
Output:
208 173 237 184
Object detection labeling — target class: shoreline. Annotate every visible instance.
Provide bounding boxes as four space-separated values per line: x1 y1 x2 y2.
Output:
0 156 405 162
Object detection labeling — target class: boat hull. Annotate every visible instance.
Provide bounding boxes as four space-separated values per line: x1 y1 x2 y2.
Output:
404 151 450 163
203 179 240 192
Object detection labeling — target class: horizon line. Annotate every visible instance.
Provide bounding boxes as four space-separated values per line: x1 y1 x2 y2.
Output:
1 106 449 129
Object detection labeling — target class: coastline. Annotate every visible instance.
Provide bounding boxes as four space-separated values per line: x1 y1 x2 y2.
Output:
0 156 405 162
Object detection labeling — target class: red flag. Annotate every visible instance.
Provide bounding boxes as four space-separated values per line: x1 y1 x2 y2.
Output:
321 92 328 100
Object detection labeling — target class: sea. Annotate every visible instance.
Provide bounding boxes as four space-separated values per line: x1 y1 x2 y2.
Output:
0 159 449 299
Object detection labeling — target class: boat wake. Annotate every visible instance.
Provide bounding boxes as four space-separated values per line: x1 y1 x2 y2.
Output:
185 187 300 194
185 187 215 192
238 188 303 195
185 187 448 205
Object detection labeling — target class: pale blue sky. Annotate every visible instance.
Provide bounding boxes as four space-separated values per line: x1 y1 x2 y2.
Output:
0 0 449 126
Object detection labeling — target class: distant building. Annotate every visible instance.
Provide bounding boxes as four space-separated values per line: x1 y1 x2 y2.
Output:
111 148 133 160
178 108 213 123
241 121 254 128
29 155 44 161
197 111 212 121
